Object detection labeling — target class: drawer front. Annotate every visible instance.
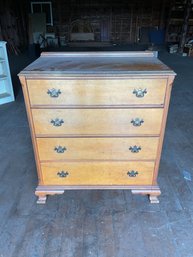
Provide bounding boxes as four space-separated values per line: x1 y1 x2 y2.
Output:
32 108 163 136
37 137 159 161
41 162 154 186
27 79 167 106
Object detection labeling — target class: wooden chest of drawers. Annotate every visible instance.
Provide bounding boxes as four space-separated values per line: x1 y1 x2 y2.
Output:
18 51 176 204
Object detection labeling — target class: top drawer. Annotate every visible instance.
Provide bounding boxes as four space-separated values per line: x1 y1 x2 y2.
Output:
27 79 167 107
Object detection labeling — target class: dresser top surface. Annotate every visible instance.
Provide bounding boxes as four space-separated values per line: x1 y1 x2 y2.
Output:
19 51 176 77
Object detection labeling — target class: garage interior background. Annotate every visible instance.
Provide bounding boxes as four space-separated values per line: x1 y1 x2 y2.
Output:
0 0 193 55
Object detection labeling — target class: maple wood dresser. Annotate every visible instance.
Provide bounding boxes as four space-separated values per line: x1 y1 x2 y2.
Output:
18 51 176 204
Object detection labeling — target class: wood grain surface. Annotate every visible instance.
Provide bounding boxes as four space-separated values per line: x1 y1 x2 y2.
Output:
18 51 176 76
27 79 166 106
32 108 164 136
41 161 155 185
37 137 159 161
18 51 176 204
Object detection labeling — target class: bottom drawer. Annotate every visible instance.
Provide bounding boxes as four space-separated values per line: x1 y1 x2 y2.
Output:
41 162 155 186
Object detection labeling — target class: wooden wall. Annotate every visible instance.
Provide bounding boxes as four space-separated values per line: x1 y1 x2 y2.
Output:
0 0 172 52
0 0 28 54
50 0 168 43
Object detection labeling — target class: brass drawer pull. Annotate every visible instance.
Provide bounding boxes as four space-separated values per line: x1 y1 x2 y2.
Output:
57 171 69 178
129 145 141 153
131 118 144 127
127 170 138 177
54 146 67 153
51 118 64 127
47 88 61 98
133 88 147 98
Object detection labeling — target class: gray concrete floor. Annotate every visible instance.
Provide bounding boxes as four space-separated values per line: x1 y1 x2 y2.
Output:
0 49 193 257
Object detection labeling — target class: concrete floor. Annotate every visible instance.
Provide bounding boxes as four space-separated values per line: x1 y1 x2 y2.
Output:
0 48 193 257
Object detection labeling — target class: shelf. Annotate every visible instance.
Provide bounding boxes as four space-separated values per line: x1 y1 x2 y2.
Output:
0 41 14 105
0 75 7 80
0 92 11 99
166 0 193 43
170 18 193 22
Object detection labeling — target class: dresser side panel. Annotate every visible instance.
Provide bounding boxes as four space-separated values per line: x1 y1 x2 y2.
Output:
153 75 175 184
19 76 43 184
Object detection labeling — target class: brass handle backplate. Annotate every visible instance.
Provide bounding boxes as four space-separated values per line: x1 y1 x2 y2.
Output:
47 88 61 98
54 146 67 153
133 88 147 98
129 145 141 153
127 170 139 177
51 118 64 127
57 171 69 178
131 118 144 127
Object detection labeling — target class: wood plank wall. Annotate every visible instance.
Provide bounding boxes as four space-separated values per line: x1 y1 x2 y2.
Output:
0 0 171 51
50 0 168 43
0 0 28 54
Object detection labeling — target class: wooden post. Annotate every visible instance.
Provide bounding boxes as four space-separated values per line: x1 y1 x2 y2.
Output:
179 0 192 53
159 0 166 29
165 0 175 43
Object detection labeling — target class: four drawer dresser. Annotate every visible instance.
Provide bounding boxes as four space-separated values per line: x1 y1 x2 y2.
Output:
18 51 176 204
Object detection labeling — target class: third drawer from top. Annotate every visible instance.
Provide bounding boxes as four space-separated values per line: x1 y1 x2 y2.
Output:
37 137 159 161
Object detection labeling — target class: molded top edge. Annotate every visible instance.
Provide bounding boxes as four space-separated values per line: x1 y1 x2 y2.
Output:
40 51 158 58
18 51 176 77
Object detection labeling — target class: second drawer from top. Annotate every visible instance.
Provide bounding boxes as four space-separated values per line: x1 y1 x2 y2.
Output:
32 108 164 136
